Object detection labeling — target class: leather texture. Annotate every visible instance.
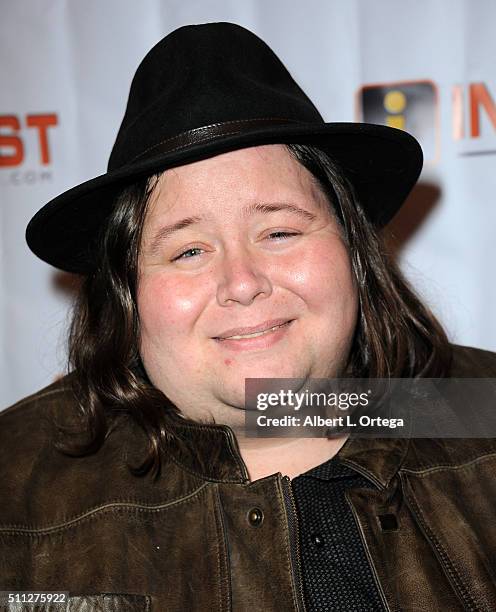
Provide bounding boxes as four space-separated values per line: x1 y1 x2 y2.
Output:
3 593 151 611
1 344 496 611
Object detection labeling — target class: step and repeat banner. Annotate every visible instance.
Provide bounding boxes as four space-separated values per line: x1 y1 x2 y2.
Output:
1 0 495 407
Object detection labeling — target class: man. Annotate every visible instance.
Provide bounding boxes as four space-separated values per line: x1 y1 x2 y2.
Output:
1 22 496 611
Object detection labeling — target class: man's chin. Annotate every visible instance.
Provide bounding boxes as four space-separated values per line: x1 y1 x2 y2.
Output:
203 388 251 426
204 404 247 432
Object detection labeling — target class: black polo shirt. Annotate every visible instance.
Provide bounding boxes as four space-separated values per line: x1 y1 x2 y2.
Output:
291 457 385 611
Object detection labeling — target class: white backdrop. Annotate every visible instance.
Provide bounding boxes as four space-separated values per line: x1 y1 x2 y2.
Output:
1 0 495 408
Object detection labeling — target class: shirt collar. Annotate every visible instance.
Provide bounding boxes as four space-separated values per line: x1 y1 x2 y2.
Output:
294 456 361 481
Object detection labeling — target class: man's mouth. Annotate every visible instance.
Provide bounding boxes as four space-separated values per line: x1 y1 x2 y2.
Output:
220 321 292 340
214 319 294 341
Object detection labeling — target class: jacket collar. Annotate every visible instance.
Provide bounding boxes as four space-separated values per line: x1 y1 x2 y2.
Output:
338 436 410 489
165 411 250 483
165 410 409 488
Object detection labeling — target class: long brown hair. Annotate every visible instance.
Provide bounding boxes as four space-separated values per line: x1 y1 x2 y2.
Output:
59 144 452 478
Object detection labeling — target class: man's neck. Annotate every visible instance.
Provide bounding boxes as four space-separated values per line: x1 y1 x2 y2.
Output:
235 435 349 481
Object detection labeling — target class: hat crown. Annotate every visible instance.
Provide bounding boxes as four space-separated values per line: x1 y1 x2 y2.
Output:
108 22 323 170
26 21 422 273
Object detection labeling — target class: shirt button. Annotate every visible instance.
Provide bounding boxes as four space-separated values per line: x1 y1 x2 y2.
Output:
311 533 325 547
247 507 264 527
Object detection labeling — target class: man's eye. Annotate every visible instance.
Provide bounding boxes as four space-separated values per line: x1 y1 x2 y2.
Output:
172 247 204 261
171 233 298 261
266 231 300 240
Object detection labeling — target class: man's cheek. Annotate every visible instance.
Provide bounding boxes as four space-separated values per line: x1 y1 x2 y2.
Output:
139 278 198 328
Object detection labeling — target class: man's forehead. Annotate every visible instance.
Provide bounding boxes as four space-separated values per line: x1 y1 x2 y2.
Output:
144 146 332 221
147 200 319 224
152 145 310 189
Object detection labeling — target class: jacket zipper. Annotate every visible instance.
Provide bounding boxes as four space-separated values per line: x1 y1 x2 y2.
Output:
345 492 392 612
281 475 307 612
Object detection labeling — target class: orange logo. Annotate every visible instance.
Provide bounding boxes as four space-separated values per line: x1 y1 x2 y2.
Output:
0 113 59 185
0 113 58 166
452 83 496 153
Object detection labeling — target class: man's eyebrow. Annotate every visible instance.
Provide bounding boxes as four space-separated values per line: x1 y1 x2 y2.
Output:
243 202 317 222
146 216 202 255
146 202 317 254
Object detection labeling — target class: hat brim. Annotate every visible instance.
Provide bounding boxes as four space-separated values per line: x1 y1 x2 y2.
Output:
26 122 422 273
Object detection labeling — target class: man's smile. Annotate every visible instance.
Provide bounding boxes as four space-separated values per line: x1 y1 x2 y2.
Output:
213 319 295 351
213 318 295 340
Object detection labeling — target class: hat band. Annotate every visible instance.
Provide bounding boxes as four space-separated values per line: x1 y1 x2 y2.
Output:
129 117 302 164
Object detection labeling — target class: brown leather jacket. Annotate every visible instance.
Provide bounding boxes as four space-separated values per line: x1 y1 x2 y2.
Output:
1 344 496 611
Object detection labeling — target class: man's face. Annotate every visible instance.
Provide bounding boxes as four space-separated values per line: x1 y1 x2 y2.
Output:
137 145 358 428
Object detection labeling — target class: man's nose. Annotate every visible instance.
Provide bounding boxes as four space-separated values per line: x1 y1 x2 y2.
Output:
216 247 272 306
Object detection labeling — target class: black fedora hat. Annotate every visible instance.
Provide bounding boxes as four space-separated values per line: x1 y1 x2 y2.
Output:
26 21 422 274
